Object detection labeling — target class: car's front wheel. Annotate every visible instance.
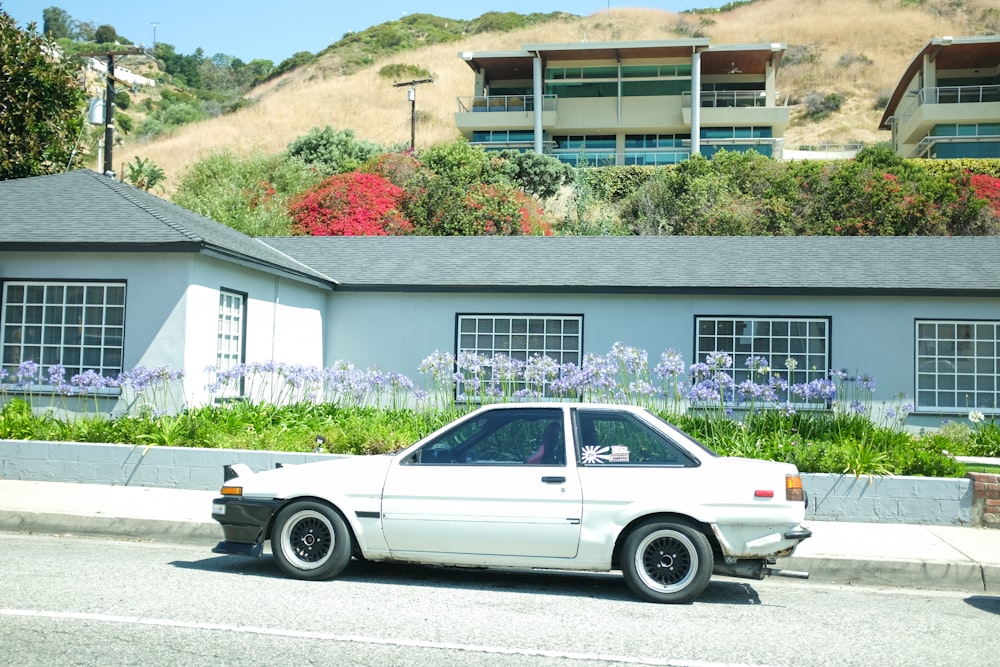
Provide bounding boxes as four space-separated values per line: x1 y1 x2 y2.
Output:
621 519 713 603
271 501 352 580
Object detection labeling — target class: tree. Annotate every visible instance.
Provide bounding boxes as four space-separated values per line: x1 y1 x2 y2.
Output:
0 11 85 180
93 24 117 44
496 149 575 200
42 6 72 39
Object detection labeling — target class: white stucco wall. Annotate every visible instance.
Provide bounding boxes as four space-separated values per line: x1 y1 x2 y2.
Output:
0 251 327 413
322 289 1000 426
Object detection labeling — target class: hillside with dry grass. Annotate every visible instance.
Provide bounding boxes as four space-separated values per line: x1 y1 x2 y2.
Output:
120 0 1000 191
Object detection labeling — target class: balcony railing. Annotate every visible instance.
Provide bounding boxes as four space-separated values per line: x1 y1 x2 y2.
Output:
457 95 557 113
895 84 1000 129
681 91 772 108
914 129 1000 159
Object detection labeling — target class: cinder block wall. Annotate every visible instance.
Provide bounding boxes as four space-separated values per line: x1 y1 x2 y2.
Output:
801 472 974 526
0 440 337 490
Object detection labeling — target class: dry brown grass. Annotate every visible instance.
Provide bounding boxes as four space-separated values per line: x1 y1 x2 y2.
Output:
120 0 998 192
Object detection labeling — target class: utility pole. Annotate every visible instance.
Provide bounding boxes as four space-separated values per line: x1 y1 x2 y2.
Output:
79 48 145 178
393 78 433 151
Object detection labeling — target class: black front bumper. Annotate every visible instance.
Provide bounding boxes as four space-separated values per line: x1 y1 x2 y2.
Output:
211 496 281 558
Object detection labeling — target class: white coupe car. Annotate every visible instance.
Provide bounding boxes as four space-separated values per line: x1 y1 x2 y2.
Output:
211 403 811 603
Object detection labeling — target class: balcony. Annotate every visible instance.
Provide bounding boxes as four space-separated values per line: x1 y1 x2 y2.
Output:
455 95 558 136
894 84 1000 148
456 95 557 113
680 91 789 133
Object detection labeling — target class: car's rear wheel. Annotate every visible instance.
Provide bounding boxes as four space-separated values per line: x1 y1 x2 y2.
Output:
621 519 713 603
271 501 352 580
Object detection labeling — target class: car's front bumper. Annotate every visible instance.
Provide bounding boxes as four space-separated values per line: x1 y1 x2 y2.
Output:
211 496 281 558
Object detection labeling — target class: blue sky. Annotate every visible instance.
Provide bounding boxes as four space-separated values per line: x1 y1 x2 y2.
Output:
5 1 729 64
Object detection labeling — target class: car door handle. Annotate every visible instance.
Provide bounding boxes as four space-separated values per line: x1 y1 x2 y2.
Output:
541 476 566 484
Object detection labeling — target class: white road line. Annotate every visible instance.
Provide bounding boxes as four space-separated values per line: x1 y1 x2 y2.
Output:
1 608 775 667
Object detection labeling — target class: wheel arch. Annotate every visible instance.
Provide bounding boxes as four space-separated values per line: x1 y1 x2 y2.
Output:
611 512 721 569
267 495 363 557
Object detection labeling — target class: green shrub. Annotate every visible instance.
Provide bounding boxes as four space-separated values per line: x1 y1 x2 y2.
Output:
801 91 845 121
378 63 432 80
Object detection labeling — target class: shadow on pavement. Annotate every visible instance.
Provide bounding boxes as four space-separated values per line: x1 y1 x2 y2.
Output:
964 595 1000 615
171 553 764 605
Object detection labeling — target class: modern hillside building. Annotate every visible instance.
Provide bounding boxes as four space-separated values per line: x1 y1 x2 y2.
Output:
454 39 789 166
880 35 1000 159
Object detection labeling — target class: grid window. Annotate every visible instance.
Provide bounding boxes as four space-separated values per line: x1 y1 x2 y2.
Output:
458 315 581 366
695 316 830 396
2 281 125 382
916 320 998 413
217 290 245 396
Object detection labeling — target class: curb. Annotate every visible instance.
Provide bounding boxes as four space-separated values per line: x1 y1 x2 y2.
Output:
775 555 998 594
0 511 221 546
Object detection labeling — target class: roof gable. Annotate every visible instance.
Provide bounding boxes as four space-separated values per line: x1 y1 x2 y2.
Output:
0 170 333 287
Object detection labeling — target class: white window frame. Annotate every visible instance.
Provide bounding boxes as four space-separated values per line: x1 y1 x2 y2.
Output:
216 289 246 398
1 280 126 385
916 319 998 414
695 316 830 399
457 314 583 366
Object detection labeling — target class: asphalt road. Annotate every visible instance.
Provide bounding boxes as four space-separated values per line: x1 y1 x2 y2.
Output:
1 532 998 666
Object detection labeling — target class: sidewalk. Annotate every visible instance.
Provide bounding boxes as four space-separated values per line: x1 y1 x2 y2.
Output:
0 479 997 594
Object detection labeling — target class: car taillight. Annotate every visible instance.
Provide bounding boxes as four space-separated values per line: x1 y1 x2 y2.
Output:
785 474 805 502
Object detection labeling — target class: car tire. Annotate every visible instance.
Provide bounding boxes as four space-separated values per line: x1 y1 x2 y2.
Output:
271 501 352 580
621 518 714 603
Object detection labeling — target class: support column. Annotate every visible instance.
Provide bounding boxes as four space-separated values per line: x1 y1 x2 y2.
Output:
533 54 544 155
691 50 701 157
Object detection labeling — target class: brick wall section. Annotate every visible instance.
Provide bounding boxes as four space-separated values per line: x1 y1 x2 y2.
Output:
967 472 1000 527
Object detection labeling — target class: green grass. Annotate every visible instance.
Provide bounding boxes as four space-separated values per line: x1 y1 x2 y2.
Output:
964 463 1000 474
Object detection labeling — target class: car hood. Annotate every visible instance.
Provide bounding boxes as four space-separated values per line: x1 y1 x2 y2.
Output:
233 454 396 500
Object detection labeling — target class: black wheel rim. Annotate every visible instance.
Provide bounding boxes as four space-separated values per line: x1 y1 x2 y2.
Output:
280 509 334 570
634 529 698 593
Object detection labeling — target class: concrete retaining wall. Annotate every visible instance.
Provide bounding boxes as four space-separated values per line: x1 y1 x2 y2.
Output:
801 472 973 526
0 439 990 527
0 440 338 491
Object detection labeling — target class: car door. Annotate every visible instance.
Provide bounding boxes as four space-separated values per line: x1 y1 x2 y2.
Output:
380 407 583 559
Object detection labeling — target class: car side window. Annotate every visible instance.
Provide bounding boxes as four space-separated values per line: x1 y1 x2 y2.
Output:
574 410 696 466
408 408 565 466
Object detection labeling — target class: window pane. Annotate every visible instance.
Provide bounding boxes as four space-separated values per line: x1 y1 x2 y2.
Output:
455 315 584 398
916 320 1000 414
1 281 126 385
695 316 830 406
215 290 246 398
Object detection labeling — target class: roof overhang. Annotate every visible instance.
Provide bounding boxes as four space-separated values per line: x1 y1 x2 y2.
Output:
459 40 784 79
880 36 1000 129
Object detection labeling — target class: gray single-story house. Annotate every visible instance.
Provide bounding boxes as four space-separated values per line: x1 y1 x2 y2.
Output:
2 169 998 426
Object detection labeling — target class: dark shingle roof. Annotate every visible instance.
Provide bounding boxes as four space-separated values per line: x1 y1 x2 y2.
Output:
262 235 1000 295
5 171 996 295
0 170 333 287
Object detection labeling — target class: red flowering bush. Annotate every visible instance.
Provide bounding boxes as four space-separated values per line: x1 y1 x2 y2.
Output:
969 172 1000 216
289 172 413 236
